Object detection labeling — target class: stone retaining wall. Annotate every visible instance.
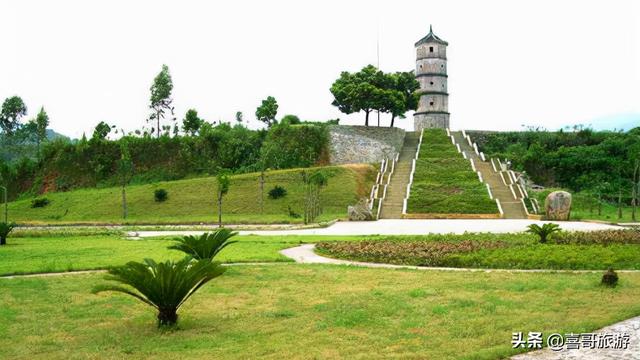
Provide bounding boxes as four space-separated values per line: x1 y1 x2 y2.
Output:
328 125 405 165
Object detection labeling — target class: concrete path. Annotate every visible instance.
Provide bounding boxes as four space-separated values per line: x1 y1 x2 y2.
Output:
278 244 640 274
130 219 621 238
512 316 640 359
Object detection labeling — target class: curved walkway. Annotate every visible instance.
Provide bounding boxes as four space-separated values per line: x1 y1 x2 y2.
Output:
131 219 621 238
279 244 640 273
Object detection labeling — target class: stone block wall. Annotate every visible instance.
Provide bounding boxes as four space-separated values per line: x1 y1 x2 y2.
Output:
328 125 405 164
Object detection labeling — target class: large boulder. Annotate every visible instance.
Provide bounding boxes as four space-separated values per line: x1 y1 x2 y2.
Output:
348 199 374 221
545 191 572 220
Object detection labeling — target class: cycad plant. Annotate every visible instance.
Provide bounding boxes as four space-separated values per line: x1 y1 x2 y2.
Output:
169 229 238 261
0 222 16 246
93 258 225 326
526 223 561 243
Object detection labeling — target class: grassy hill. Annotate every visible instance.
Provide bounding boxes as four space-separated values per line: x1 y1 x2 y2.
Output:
7 164 375 225
407 129 497 214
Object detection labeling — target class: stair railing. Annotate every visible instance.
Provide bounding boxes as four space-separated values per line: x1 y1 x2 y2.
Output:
377 153 399 219
496 199 505 218
486 183 493 200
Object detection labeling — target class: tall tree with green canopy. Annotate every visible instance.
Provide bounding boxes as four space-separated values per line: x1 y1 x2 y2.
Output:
255 96 279 127
386 71 420 128
182 109 203 136
148 65 175 138
30 107 49 158
330 65 387 126
0 96 27 135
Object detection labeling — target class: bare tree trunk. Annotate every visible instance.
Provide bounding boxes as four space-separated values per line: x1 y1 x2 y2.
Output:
218 191 223 227
618 188 623 219
157 110 161 139
365 110 370 127
122 186 127 219
597 192 602 216
633 162 639 221
260 171 265 214
390 115 395 128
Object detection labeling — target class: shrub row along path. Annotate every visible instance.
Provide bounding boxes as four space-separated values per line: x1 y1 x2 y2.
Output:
453 131 528 219
379 132 420 219
129 219 621 238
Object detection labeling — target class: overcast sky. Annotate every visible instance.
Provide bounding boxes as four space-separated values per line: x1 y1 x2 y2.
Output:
2 0 639 138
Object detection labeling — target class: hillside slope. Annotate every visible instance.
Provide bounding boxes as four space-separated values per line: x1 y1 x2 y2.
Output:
7 164 375 225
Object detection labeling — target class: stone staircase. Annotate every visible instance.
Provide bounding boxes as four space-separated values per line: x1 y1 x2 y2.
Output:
379 132 421 219
451 131 528 219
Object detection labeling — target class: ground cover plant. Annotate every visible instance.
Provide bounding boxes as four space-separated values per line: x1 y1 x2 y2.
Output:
316 229 640 270
2 266 640 359
407 129 497 214
6 164 375 225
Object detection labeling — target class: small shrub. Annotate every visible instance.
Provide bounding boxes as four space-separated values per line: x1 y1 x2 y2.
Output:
601 268 619 287
154 189 168 202
31 197 50 208
169 229 238 261
287 205 301 218
268 185 287 199
526 223 561 243
0 222 16 246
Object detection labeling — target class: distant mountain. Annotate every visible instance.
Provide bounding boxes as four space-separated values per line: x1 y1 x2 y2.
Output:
563 113 640 132
1 128 71 163
45 129 71 141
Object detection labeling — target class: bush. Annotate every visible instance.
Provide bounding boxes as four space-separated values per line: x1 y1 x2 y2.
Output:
0 222 16 245
154 189 168 202
268 185 287 199
526 223 561 243
31 197 50 208
601 268 619 287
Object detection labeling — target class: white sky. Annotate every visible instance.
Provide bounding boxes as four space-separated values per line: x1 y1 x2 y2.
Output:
1 0 639 138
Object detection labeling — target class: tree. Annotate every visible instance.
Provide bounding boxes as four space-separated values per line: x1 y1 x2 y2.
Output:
31 107 49 158
0 96 27 135
216 172 230 227
92 121 113 141
182 109 203 136
386 72 420 128
302 170 328 224
330 65 387 126
93 258 225 326
117 142 134 219
281 114 301 125
0 222 15 246
255 96 278 127
148 65 175 138
235 111 243 124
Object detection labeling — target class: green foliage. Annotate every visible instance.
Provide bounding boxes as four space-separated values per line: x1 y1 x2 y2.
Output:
154 188 168 202
182 109 203 135
601 268 619 287
268 185 287 199
30 197 50 208
93 257 226 326
148 64 175 137
526 223 561 243
330 65 418 127
217 173 230 195
0 222 16 245
0 96 27 135
92 121 112 141
553 229 640 245
260 123 329 169
169 229 238 261
407 129 497 214
255 96 279 127
280 114 301 125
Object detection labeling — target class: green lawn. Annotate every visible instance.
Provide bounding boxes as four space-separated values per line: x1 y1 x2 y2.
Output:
1 266 639 359
408 129 497 214
7 164 375 225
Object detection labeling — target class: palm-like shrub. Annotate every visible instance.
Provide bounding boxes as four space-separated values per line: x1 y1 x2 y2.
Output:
0 222 16 246
169 229 238 261
526 223 561 243
93 258 225 326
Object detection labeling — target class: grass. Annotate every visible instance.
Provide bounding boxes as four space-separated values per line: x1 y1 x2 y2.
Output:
407 129 497 214
6 164 375 225
1 265 640 359
316 231 640 270
532 188 638 223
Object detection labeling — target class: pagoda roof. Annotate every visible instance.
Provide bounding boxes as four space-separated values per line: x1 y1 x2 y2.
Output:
415 25 448 46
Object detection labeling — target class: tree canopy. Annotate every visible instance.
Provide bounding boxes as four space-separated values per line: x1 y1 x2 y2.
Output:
330 65 419 127
255 96 279 127
0 96 28 135
148 65 175 137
